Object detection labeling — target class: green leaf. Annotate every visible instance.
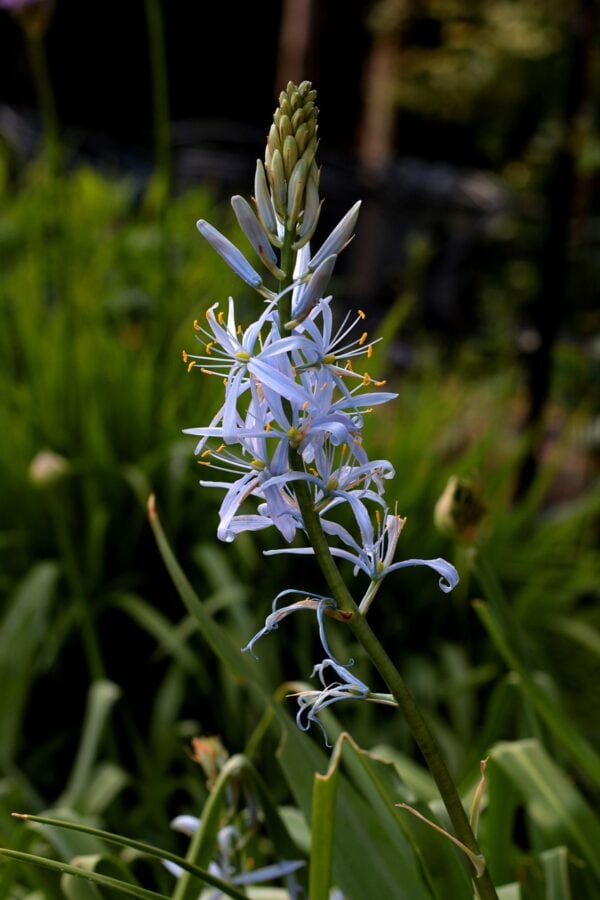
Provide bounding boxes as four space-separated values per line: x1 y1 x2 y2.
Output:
338 734 472 900
10 813 248 900
309 745 339 900
475 601 600 787
0 849 169 900
58 680 121 812
489 739 600 882
540 846 572 900
276 729 434 899
0 562 59 764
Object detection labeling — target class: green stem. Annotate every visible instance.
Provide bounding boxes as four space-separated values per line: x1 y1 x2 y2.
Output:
278 231 498 899
25 33 61 172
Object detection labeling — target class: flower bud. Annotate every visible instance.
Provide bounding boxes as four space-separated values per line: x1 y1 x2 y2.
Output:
231 195 285 278
278 114 293 142
293 175 322 250
268 149 287 221
286 158 308 229
434 476 485 543
28 449 70 488
253 159 278 239
282 134 298 179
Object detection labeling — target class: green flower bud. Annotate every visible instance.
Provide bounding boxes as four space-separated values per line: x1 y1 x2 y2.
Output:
287 158 308 229
282 134 298 179
291 108 305 132
267 123 281 157
295 123 309 156
254 159 278 240
28 449 70 488
293 175 322 249
268 148 287 221
278 114 293 142
434 476 486 543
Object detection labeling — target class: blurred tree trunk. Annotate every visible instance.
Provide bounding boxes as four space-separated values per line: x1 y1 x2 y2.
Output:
275 0 315 89
515 0 597 498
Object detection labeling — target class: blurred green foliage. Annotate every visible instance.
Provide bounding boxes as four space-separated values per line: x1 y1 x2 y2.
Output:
0 149 598 898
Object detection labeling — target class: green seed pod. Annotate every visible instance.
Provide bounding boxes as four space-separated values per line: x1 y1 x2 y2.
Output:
283 134 299 179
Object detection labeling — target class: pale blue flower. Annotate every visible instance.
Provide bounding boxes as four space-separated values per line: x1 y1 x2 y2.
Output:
166 814 305 896
242 589 352 666
293 658 370 745
266 510 459 594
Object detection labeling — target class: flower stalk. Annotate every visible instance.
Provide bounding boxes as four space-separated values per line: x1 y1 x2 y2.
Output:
186 80 499 900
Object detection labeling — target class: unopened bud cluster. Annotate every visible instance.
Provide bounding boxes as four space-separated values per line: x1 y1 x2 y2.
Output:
257 80 321 244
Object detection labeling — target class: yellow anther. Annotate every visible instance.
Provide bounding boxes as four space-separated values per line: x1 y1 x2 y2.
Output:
302 400 309 411
193 319 201 331
362 372 370 385
182 350 188 363
216 443 225 453
358 331 368 346
199 366 214 376
265 422 272 431
197 460 210 466
187 361 196 373
205 341 214 354
217 311 225 324
367 345 373 358
201 449 211 458
358 309 366 319
309 466 318 476
237 324 243 335
375 509 381 527
222 377 227 386
375 378 386 387
346 360 354 371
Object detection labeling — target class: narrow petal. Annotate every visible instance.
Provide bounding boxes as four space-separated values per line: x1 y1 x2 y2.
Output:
385 557 459 593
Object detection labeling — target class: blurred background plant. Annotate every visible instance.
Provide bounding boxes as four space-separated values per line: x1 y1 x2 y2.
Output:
0 1 599 897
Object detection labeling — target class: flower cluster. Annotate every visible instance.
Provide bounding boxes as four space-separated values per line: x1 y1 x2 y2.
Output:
185 82 458 740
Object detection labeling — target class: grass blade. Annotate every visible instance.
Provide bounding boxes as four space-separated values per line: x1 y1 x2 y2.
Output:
0 849 169 900
10 813 248 900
